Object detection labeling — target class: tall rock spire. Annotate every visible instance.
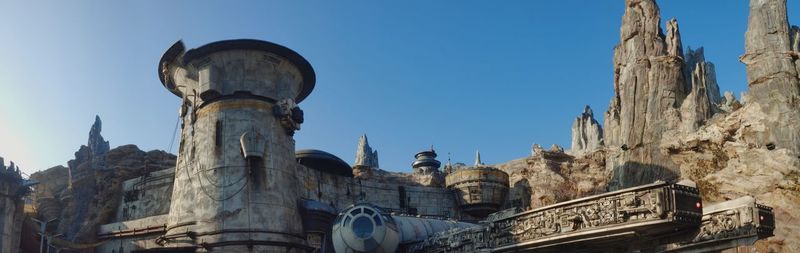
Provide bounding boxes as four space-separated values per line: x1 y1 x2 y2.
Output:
570 105 604 154
354 134 379 168
740 0 800 153
604 0 687 190
474 150 482 166
88 115 110 157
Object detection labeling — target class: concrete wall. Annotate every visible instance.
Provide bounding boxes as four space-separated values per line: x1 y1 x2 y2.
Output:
0 176 24 253
296 165 463 219
97 215 168 253
115 168 174 222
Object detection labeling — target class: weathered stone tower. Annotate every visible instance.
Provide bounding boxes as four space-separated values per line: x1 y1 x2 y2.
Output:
0 158 34 253
158 39 315 252
445 152 509 218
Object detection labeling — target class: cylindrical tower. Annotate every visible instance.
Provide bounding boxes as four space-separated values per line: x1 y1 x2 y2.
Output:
157 39 315 252
445 154 509 218
411 150 440 174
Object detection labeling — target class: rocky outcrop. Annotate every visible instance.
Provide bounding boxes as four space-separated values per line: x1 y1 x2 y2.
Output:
30 118 175 250
604 0 687 190
570 106 603 154
494 147 607 210
87 115 109 157
739 0 800 154
603 1 730 191
663 101 800 252
719 91 743 113
663 1 800 251
680 52 722 131
354 135 379 168
684 47 722 105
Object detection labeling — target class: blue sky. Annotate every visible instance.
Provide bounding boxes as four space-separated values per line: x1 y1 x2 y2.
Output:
0 1 797 175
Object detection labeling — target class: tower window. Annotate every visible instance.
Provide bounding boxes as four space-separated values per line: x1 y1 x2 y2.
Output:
215 120 223 148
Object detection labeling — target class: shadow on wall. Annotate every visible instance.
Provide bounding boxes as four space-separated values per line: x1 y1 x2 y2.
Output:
607 162 679 191
509 179 532 210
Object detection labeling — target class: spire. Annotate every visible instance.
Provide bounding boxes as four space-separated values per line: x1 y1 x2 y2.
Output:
355 134 379 168
474 150 483 166
88 115 110 156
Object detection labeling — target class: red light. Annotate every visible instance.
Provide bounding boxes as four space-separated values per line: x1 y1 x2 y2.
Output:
695 202 702 209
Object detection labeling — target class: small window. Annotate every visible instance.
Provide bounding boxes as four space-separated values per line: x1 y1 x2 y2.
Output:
352 216 374 239
373 215 382 226
215 120 223 147
364 208 374 215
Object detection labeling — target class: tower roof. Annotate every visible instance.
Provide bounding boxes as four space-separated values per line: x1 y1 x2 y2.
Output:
296 149 353 177
158 39 316 102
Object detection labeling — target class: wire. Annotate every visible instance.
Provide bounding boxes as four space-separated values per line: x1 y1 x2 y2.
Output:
167 116 180 153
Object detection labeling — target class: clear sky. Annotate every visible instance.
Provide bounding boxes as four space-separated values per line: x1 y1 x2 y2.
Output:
1 1 797 176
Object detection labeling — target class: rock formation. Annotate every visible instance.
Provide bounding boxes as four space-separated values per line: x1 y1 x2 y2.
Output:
604 0 687 190
570 106 603 154
494 148 607 210
660 0 800 251
30 118 175 250
354 134 379 168
719 91 743 113
684 47 722 106
602 0 729 191
87 115 109 157
739 0 800 154
680 49 722 132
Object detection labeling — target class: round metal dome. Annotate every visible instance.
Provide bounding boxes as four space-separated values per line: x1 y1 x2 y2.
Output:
296 149 353 177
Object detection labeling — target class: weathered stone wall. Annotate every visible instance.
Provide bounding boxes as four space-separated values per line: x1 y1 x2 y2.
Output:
96 214 168 253
162 43 311 252
296 164 460 218
115 167 174 222
0 173 25 253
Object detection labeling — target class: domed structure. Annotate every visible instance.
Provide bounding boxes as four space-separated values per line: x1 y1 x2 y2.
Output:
412 149 441 174
296 149 353 177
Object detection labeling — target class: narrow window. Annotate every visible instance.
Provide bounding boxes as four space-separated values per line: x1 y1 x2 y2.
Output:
215 120 223 148
399 186 407 208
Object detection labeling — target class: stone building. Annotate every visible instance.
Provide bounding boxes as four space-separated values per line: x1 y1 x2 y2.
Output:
91 39 513 253
0 158 36 253
24 0 796 251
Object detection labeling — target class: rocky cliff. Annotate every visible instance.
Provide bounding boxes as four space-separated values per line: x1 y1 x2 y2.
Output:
495 0 800 251
740 0 800 154
30 117 175 250
602 0 730 191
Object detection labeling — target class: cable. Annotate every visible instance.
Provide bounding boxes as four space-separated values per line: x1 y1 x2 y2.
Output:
167 116 180 153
